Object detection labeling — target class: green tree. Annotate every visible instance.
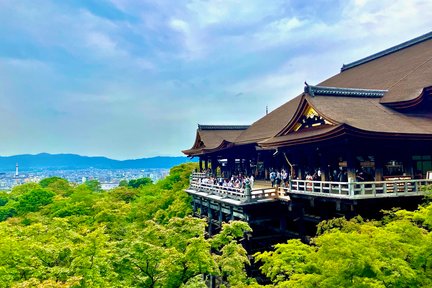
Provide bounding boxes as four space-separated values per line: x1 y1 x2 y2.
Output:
118 179 128 187
39 177 73 196
0 162 259 287
39 176 65 188
0 192 9 206
128 177 153 188
254 209 432 288
84 180 101 192
16 188 55 214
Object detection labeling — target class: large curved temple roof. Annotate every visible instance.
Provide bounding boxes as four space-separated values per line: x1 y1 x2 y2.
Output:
320 31 432 106
183 31 432 155
182 125 249 157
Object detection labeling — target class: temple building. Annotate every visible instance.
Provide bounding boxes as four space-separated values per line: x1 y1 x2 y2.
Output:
183 31 432 244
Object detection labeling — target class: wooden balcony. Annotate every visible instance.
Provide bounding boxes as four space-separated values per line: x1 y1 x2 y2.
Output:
187 173 432 204
187 180 284 204
286 179 432 199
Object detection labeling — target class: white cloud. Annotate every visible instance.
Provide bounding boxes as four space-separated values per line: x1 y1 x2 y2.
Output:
1 0 432 158
251 17 306 49
185 0 283 27
85 31 121 57
168 17 206 59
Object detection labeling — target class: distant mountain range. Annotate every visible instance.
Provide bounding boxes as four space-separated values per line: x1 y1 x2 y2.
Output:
0 153 195 171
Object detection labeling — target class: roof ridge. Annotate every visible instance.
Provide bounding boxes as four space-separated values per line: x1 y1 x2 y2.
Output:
305 84 387 98
341 31 432 72
198 124 250 130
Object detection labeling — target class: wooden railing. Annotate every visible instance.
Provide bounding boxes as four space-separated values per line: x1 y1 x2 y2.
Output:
286 179 432 199
188 173 432 201
188 179 281 202
191 172 209 180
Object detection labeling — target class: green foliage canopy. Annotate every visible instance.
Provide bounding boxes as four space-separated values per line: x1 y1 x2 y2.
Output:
254 201 432 288
0 163 253 288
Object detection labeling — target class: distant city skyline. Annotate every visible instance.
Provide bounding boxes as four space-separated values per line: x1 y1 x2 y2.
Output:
0 1 431 159
0 153 191 170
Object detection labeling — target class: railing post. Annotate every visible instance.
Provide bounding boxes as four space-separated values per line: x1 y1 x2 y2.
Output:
243 179 254 203
348 180 354 196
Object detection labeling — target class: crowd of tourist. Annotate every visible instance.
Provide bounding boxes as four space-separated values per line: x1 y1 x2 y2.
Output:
268 169 290 187
196 170 254 189
195 166 383 191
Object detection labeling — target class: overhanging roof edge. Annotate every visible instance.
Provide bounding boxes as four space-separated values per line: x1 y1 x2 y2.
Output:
341 31 432 72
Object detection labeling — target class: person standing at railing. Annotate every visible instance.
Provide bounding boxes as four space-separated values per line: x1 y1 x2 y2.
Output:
281 169 288 187
306 172 313 191
338 169 348 182
227 180 233 188
275 171 282 188
270 170 276 187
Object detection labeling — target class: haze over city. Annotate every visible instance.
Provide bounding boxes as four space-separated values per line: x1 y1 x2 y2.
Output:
1 0 431 159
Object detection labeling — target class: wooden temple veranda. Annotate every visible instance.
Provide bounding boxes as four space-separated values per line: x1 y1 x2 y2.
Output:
182 32 432 247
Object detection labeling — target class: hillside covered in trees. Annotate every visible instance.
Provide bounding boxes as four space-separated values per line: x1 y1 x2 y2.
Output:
1 163 432 287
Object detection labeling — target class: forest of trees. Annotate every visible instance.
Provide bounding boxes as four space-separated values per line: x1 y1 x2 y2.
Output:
0 163 432 287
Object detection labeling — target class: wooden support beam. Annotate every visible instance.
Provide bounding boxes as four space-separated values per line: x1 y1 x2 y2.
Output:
218 203 223 225
207 207 213 236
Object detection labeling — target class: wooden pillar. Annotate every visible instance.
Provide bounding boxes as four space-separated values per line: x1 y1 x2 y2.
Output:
403 152 414 177
238 158 244 175
218 203 223 226
245 157 251 176
297 204 306 239
227 157 234 178
375 154 384 181
204 158 209 171
209 276 216 288
346 151 356 182
207 207 213 236
298 149 306 180
320 152 329 181
297 167 303 180
279 206 287 235
193 199 197 215
211 157 218 176
199 157 203 172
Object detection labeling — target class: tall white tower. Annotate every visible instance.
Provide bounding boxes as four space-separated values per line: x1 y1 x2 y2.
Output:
15 163 19 177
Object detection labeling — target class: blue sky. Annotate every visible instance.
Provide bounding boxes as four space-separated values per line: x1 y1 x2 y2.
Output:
0 0 431 159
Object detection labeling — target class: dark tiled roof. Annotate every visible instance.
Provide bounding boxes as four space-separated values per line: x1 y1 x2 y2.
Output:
235 33 432 147
184 32 432 154
260 124 343 148
341 31 432 72
234 95 303 144
307 95 432 134
320 33 432 104
182 125 248 156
